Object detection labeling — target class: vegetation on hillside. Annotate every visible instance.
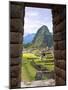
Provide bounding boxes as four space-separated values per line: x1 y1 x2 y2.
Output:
21 25 54 84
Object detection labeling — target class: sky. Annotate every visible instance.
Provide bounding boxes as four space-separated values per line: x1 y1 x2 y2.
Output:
24 7 53 36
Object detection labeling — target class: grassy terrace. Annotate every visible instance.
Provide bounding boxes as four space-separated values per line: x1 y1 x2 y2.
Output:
21 60 36 81
21 51 54 82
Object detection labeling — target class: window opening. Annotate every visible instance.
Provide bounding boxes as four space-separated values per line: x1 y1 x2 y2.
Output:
21 7 55 87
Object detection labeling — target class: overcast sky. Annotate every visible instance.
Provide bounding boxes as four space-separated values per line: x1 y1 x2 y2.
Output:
24 7 53 36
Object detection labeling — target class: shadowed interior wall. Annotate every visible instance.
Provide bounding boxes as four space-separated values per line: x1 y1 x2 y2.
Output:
10 2 66 89
52 5 66 85
10 2 24 88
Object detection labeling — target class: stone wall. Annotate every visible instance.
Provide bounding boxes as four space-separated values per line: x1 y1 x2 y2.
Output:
10 2 66 88
10 2 24 88
52 5 66 85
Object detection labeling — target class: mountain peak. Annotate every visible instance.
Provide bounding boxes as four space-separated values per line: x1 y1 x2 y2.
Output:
37 25 49 35
41 25 48 28
32 25 53 48
40 25 49 30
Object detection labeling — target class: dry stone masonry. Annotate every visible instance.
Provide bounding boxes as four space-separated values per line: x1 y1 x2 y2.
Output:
10 2 66 88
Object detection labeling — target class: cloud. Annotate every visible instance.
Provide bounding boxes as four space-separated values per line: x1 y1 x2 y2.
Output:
24 7 53 35
25 7 39 17
26 12 39 17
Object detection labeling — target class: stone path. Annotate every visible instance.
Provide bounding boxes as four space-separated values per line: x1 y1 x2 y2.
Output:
21 79 55 88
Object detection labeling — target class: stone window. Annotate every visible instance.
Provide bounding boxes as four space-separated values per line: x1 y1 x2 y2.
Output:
10 1 66 89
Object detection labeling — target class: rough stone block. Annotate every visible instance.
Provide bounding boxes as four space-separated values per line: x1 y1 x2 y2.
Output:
10 4 22 18
53 20 65 33
54 42 58 50
55 60 65 70
54 31 66 41
10 57 21 65
10 77 20 88
10 19 23 32
56 75 66 86
55 67 65 79
10 32 22 43
58 40 66 50
10 44 22 57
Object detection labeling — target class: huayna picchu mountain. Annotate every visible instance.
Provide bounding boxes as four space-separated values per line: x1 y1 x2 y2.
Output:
32 25 53 48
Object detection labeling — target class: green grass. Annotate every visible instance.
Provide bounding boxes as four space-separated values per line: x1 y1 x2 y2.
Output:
21 49 54 82
34 60 54 71
21 59 36 81
45 65 54 71
23 53 39 59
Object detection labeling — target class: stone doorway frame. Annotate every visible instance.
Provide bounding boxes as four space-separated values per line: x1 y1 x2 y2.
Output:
10 1 66 89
